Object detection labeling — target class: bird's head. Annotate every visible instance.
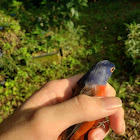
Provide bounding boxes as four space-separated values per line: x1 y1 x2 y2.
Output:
85 60 115 86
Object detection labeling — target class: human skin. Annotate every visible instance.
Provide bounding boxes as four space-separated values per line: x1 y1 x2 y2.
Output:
0 74 125 140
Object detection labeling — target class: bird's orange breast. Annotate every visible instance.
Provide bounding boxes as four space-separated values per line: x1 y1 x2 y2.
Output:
58 85 106 140
70 85 106 140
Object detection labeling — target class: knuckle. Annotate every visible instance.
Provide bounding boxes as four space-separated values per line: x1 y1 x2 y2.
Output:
32 109 41 121
44 80 57 88
30 108 45 127
75 94 87 106
29 110 42 138
75 95 91 116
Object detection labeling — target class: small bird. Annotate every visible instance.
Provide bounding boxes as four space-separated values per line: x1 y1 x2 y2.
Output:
59 60 115 140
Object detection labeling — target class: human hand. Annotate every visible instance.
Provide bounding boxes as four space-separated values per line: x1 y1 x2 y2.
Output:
0 74 125 140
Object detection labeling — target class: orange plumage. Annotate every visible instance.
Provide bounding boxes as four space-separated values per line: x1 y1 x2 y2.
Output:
69 85 106 140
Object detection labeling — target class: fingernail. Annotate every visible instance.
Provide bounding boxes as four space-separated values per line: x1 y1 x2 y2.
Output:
101 97 122 110
92 128 108 140
93 134 102 140
92 129 103 140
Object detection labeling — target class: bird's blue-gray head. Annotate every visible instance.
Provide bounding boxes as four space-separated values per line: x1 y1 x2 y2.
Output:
79 60 115 86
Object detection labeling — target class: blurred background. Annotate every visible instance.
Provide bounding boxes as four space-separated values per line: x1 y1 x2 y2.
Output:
0 0 139 139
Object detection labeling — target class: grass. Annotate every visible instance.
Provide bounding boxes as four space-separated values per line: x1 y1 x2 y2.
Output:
0 0 140 139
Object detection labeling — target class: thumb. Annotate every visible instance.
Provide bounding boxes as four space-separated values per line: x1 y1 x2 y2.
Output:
44 95 122 132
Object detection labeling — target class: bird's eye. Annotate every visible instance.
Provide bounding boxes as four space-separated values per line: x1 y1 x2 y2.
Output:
111 67 115 72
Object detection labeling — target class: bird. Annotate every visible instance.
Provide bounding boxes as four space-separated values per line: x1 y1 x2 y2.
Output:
58 60 115 140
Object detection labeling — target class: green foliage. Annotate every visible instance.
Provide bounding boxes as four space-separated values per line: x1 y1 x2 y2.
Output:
0 1 88 122
110 77 140 112
125 22 140 64
104 134 112 140
51 21 85 55
40 0 88 21
5 0 88 32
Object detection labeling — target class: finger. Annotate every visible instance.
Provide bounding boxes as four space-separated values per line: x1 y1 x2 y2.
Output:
105 83 116 97
87 82 116 140
41 73 83 96
22 74 83 109
68 73 84 89
109 107 125 135
41 96 122 133
104 84 125 135
88 118 109 140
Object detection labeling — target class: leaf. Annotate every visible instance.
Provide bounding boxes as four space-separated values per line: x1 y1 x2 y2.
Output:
70 7 75 17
